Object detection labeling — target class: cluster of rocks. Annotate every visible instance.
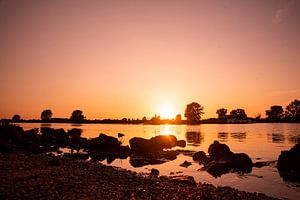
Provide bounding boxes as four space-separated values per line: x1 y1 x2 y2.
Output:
0 124 185 166
129 135 186 167
0 124 130 163
193 141 253 177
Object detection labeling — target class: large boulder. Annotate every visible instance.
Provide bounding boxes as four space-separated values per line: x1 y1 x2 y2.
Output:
87 133 121 152
177 140 186 148
277 143 300 182
195 141 252 177
0 124 42 153
193 151 208 164
40 127 69 147
231 153 252 170
129 135 178 153
208 141 233 159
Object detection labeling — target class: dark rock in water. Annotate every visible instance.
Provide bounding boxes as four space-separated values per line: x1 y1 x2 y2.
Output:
205 153 252 177
231 153 252 170
118 133 125 138
206 161 232 177
69 137 87 153
194 141 252 177
63 153 89 160
129 137 152 153
180 161 192 168
150 168 159 177
67 128 82 138
129 135 178 153
41 127 69 147
177 140 186 148
193 151 208 164
0 124 45 153
277 143 300 182
87 133 121 151
208 141 233 160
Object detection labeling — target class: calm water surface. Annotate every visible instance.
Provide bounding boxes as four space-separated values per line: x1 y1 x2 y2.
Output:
17 123 300 199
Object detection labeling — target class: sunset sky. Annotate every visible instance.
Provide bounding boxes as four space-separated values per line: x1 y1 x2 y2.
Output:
0 0 300 120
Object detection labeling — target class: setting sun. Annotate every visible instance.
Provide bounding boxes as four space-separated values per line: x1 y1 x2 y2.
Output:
158 103 176 119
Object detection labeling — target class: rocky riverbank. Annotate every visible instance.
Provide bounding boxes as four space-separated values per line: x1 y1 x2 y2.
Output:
0 152 279 200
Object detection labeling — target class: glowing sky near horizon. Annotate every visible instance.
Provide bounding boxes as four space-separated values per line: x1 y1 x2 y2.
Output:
0 0 300 120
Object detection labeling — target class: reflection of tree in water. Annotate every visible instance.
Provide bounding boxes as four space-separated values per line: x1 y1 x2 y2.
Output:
218 132 229 142
267 133 285 143
287 135 300 144
230 132 247 142
185 131 204 146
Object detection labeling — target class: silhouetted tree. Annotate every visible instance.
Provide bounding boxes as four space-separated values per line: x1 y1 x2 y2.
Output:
141 116 147 122
121 118 128 123
41 109 52 121
12 114 21 122
216 108 227 120
265 105 284 121
70 110 85 122
184 102 204 124
255 113 261 121
285 99 300 121
229 109 247 120
175 114 182 122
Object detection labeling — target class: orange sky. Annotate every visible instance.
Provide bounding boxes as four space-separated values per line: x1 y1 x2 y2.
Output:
0 0 300 120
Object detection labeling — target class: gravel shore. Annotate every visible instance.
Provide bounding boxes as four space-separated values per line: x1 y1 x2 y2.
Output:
0 152 278 200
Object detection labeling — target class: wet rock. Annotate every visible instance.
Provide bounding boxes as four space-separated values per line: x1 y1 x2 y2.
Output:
41 127 69 147
150 168 159 177
231 153 252 170
87 133 121 152
206 161 231 177
194 141 252 177
277 143 300 182
117 133 125 138
176 140 186 148
208 141 233 160
67 128 82 138
193 151 208 164
129 135 178 153
180 161 192 168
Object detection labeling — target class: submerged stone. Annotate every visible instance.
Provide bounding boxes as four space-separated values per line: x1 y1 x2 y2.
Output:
277 143 300 182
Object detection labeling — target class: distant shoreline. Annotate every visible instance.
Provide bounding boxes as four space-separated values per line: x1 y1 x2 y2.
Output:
7 120 300 125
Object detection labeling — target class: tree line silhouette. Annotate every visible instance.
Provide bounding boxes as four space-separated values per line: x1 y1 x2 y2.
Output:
6 99 300 124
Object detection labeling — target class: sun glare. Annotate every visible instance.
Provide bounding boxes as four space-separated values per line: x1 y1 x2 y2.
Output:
159 103 176 119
